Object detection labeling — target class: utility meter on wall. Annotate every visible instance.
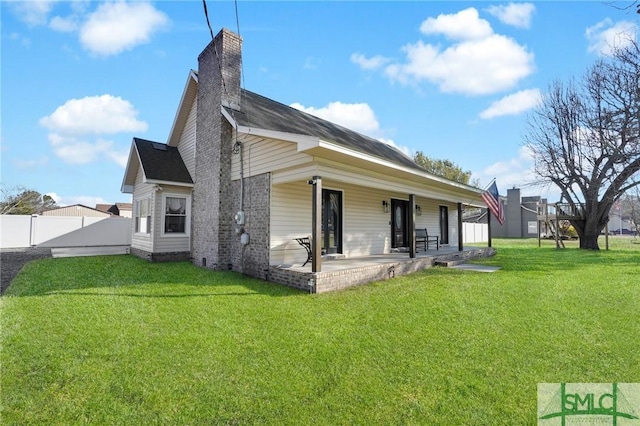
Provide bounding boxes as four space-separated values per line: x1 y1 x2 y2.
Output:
234 211 245 225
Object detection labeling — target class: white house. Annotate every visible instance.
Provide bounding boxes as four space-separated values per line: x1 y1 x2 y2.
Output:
121 28 489 292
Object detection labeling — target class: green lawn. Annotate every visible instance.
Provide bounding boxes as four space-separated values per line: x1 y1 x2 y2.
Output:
1 238 639 425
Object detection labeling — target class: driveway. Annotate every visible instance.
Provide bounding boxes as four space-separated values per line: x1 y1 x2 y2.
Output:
1 248 52 295
1 246 131 295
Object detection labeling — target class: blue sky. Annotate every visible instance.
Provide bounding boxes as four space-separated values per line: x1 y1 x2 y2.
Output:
2 1 638 207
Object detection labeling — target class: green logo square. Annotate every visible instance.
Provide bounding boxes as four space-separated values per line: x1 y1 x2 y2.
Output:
538 383 640 425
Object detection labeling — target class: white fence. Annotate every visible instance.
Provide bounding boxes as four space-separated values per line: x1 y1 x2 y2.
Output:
462 222 488 244
1 215 132 249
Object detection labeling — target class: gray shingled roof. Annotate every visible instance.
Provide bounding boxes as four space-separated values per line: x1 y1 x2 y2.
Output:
226 89 425 172
134 138 193 184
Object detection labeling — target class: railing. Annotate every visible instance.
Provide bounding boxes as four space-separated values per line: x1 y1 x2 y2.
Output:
537 203 586 219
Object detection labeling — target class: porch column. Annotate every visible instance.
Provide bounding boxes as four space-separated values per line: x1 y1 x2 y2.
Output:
310 176 322 272
487 208 493 248
457 203 463 251
409 194 416 258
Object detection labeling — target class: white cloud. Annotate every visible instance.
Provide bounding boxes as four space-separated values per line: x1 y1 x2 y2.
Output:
420 7 493 40
377 138 413 158
55 194 109 207
79 1 169 56
9 32 31 47
479 88 541 119
49 15 78 32
290 101 381 135
11 1 167 57
385 34 534 95
40 95 145 166
12 156 49 169
290 101 413 158
48 134 114 164
40 95 147 137
474 146 537 192
350 53 392 70
105 148 130 168
10 1 57 26
380 8 534 95
485 3 535 29
46 192 62 204
46 135 128 167
586 19 637 56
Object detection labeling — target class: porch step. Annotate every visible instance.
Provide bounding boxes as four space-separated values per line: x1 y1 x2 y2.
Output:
323 253 346 261
435 259 467 267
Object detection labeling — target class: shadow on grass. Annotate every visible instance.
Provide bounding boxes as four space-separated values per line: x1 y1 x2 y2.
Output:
6 255 306 298
41 291 268 298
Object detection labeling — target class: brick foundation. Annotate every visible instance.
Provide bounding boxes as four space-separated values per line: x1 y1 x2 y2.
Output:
129 247 191 262
268 247 497 293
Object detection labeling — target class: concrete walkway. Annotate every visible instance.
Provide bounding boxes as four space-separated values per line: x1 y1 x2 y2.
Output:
450 263 501 272
51 246 130 258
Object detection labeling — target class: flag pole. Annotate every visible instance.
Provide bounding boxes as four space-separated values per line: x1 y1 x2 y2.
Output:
464 178 496 206
482 178 498 249
461 178 499 249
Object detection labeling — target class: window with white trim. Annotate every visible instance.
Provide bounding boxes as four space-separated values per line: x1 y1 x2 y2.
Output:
163 195 189 235
135 198 151 234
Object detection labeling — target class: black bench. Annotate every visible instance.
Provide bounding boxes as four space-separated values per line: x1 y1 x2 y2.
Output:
416 228 439 251
295 237 312 266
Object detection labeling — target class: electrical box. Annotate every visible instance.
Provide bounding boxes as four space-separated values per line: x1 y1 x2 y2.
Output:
234 211 245 225
240 232 250 245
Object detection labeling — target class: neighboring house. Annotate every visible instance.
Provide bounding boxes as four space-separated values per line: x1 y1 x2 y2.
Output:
121 28 488 291
96 203 133 218
42 204 112 218
465 188 543 238
465 188 636 239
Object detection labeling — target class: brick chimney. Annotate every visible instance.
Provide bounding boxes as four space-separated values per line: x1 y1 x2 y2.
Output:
193 28 243 269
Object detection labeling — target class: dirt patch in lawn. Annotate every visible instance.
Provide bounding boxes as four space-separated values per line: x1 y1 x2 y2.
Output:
1 248 52 295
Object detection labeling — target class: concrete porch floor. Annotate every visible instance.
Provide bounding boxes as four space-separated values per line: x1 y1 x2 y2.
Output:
273 245 483 272
269 245 496 293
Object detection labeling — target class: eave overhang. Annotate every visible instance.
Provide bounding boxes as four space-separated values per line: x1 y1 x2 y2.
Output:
222 106 484 205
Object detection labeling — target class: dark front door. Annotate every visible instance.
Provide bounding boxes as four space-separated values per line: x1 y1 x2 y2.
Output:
391 199 409 249
322 189 342 254
439 205 449 245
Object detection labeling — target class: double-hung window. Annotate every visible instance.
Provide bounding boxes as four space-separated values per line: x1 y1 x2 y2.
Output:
164 196 188 234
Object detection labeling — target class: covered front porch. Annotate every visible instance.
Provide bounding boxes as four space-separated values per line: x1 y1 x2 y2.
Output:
268 245 495 293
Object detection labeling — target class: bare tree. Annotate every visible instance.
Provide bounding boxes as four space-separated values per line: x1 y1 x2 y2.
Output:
525 41 640 249
621 188 640 235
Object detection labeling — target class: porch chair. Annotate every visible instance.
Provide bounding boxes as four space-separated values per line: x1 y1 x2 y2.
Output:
294 236 313 266
415 228 439 251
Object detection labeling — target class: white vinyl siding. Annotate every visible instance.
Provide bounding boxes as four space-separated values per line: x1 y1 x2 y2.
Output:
131 167 155 252
231 134 312 180
415 199 446 241
177 97 197 179
340 183 395 257
270 178 459 265
270 182 311 265
414 199 459 248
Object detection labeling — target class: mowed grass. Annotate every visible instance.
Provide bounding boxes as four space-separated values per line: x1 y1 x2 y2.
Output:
1 238 639 425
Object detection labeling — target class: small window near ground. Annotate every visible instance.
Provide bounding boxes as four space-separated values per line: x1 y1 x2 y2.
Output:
164 196 187 234
135 198 150 234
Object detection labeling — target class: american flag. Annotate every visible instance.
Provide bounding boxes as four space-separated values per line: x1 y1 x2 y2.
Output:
482 181 505 225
